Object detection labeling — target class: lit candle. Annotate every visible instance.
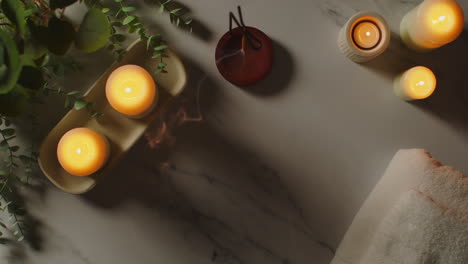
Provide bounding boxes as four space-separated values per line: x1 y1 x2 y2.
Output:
394 66 437 101
106 65 158 117
352 21 381 50
400 0 464 52
57 128 110 177
338 12 390 63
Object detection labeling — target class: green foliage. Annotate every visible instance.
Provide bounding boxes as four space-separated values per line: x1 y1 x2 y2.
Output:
0 0 195 245
0 116 37 242
0 31 21 95
110 0 170 74
157 0 193 30
1 0 26 37
75 8 111 53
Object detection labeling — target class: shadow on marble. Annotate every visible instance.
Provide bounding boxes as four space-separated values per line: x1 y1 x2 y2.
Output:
80 59 333 264
83 120 334 264
0 185 45 263
362 29 468 135
83 56 221 207
136 0 214 42
244 40 295 96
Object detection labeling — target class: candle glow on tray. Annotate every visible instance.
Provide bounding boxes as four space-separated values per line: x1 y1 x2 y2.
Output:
394 66 437 101
106 65 158 117
400 0 464 51
57 128 110 177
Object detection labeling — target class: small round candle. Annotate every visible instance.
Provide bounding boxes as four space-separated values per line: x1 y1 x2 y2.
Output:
352 21 381 50
106 65 157 117
394 66 437 101
338 12 390 63
400 0 464 51
57 128 110 177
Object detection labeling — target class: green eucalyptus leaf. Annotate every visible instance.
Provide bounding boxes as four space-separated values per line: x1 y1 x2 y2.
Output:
74 99 88 110
123 16 136 25
153 45 168 51
170 8 182 14
75 8 111 53
23 9 34 17
146 35 154 50
66 91 80 96
152 53 162 59
2 128 15 137
122 6 136 12
50 0 78 9
0 31 22 94
1 0 26 37
48 16 75 55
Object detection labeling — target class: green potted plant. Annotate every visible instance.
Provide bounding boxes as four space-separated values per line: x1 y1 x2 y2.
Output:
0 0 192 243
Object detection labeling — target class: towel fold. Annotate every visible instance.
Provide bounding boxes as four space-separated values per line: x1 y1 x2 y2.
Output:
331 149 468 264
361 190 468 263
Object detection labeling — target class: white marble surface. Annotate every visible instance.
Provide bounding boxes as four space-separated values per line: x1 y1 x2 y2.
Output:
3 0 468 263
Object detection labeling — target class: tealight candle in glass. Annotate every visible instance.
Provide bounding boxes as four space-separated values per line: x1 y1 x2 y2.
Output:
338 11 390 63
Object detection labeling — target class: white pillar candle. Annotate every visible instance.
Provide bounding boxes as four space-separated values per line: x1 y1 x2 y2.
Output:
394 66 437 101
400 0 464 52
338 12 390 63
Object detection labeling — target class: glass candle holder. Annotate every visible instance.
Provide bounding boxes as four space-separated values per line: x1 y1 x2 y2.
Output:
338 11 390 63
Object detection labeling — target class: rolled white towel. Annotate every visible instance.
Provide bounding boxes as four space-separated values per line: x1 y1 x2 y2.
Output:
361 190 468 263
418 166 468 218
331 149 468 264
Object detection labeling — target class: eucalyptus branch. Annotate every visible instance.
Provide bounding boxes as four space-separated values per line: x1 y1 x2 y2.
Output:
105 0 169 74
42 86 102 118
157 0 192 31
0 117 26 242
41 57 101 118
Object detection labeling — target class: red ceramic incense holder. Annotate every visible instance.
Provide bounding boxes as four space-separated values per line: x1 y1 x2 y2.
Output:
215 7 274 87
